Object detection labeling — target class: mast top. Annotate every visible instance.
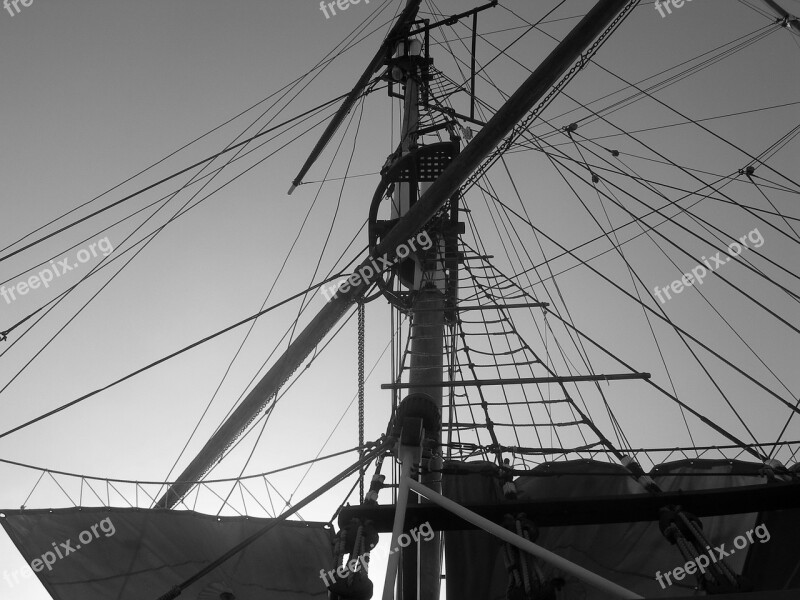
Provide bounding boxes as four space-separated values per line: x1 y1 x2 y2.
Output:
288 0 423 195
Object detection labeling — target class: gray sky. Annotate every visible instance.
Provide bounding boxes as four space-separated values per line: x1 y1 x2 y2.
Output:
1 1 799 598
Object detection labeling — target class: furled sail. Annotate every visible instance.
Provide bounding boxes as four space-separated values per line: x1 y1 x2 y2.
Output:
444 459 800 599
1 507 333 600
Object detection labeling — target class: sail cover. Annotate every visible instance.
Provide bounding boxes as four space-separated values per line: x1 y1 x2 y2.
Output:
1 506 333 600
444 458 800 599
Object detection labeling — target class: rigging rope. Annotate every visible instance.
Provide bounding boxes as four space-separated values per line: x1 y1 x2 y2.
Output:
0 273 360 441
154 439 389 600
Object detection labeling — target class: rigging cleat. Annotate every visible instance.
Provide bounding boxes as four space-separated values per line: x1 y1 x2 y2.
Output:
500 458 517 499
364 474 386 505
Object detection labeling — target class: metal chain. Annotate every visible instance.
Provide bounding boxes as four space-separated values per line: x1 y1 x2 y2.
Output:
358 301 366 502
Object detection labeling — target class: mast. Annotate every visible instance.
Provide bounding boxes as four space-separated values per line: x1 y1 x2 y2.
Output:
387 37 448 600
155 0 639 529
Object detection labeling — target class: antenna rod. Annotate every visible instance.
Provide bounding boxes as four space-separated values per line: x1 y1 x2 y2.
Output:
156 0 638 511
287 0 423 195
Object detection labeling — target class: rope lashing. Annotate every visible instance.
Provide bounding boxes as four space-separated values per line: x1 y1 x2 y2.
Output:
620 455 659 493
500 458 517 500
328 570 373 600
760 458 796 482
501 513 562 600
328 518 378 600
659 506 741 593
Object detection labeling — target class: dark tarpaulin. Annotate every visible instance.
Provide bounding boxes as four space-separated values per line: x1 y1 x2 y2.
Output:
444 459 798 600
442 461 507 600
741 462 800 591
1 506 333 600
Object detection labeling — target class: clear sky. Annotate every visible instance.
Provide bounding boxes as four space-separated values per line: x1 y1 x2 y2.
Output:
0 1 799 598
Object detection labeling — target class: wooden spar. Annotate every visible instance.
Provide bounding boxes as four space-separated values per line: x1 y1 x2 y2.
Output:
758 0 800 35
410 302 550 311
340 479 800 531
406 478 644 599
392 36 444 600
155 0 638 510
288 0 423 194
381 372 652 389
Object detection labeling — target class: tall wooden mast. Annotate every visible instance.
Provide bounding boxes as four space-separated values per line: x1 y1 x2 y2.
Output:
155 5 640 568
387 35 449 600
